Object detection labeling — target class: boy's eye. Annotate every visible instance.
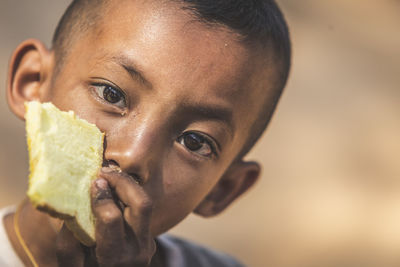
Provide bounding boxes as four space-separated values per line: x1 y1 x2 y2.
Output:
92 83 126 108
177 132 217 158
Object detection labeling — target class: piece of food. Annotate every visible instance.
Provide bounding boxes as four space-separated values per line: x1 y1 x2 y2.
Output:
25 101 104 246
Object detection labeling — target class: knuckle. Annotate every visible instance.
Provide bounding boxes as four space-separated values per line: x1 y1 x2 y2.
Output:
136 199 153 215
98 208 121 225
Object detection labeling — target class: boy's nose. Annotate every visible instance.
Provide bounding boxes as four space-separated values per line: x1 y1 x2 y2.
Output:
103 115 166 184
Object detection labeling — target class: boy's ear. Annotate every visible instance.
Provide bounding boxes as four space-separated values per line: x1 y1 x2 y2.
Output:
6 39 53 120
194 160 260 217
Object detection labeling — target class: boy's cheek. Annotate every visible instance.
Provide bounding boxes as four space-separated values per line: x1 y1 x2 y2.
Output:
46 84 98 123
149 166 220 235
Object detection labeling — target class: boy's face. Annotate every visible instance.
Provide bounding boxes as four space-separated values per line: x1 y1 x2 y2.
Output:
10 0 277 236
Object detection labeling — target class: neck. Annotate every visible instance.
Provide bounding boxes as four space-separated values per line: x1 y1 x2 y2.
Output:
5 198 61 267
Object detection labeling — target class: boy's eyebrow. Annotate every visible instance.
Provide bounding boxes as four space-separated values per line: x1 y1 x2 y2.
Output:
111 55 234 135
112 55 152 88
181 103 235 137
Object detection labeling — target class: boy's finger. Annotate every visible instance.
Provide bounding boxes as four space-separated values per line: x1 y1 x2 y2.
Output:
56 224 85 267
91 178 126 258
99 168 153 235
99 167 152 213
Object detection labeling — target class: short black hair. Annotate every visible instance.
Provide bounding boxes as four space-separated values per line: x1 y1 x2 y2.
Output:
52 0 104 75
178 0 291 156
52 0 291 157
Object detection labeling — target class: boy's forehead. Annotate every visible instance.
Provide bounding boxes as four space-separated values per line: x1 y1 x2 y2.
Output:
65 0 275 140
96 0 252 84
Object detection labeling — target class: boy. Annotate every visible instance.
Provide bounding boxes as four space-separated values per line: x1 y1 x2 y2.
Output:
1 0 290 266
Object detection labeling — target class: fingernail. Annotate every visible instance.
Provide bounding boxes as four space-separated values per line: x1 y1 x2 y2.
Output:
95 178 108 190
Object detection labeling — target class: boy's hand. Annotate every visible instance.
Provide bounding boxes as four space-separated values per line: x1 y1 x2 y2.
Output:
56 168 156 267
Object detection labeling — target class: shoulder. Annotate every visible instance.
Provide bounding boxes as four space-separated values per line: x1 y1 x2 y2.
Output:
157 234 245 267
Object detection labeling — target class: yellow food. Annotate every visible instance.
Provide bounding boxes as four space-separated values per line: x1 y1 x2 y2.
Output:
25 101 104 246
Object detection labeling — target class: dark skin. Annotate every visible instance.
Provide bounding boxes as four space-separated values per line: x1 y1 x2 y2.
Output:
4 0 279 266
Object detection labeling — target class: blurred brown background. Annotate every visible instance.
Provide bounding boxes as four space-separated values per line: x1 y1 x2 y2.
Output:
1 1 399 266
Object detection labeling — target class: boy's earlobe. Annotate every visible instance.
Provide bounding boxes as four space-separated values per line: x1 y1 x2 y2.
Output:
6 39 53 120
194 160 261 217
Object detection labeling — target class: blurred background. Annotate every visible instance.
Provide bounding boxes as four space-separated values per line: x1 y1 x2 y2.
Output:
1 1 399 266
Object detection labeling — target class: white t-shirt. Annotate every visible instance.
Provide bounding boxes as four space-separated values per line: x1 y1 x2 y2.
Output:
0 206 25 267
0 206 244 267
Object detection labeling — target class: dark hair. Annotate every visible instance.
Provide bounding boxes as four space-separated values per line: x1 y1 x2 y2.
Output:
178 0 291 156
52 0 103 73
181 0 290 71
52 0 291 156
